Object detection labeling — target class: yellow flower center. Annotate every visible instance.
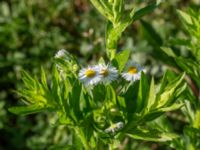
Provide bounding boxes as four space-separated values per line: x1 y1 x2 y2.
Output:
85 69 96 78
100 69 109 77
128 67 137 74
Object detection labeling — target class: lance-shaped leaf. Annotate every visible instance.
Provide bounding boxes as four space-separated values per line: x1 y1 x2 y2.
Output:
127 127 179 142
155 72 185 108
175 57 200 87
105 85 116 104
106 2 159 59
68 79 82 122
146 77 156 111
112 0 124 23
177 10 193 25
135 72 149 113
90 0 113 21
8 105 50 115
111 49 130 72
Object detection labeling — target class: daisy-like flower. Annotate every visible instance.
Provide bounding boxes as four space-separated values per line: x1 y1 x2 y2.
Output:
105 122 124 134
79 66 101 86
97 64 118 84
122 62 144 82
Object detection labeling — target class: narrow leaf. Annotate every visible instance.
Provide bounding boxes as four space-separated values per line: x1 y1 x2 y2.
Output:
136 72 149 113
8 105 47 115
147 77 156 111
127 127 179 142
112 49 130 72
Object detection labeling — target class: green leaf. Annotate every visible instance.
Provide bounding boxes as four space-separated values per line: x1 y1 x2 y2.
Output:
156 72 185 108
52 65 61 106
8 105 47 115
140 20 163 47
98 57 106 64
158 103 184 112
136 72 149 113
41 67 48 89
112 49 130 72
175 57 200 87
69 80 82 121
142 111 164 122
161 47 177 58
59 77 71 117
177 10 193 25
49 144 77 150
92 84 106 102
193 108 200 129
146 77 156 111
127 127 179 142
140 20 177 67
90 0 113 21
132 3 158 22
21 70 36 90
105 85 116 104
117 96 126 109
105 21 123 56
123 81 139 113
113 0 124 23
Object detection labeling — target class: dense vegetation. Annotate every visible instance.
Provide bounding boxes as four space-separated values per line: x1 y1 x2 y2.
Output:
0 0 200 149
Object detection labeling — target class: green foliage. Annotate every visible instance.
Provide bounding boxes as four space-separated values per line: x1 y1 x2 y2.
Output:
111 49 130 72
3 0 200 149
90 0 160 59
9 56 186 149
141 7 200 150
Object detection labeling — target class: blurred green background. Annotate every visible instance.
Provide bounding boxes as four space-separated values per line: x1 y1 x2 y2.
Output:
0 0 199 149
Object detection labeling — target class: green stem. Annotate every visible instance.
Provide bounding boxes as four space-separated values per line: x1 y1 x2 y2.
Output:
107 48 116 60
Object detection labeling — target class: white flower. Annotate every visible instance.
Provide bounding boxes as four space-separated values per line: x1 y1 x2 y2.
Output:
105 122 124 134
78 66 101 86
55 49 71 61
122 62 144 82
97 64 118 84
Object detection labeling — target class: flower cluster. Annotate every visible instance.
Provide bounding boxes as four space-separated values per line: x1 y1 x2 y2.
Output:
79 62 145 86
79 64 118 86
